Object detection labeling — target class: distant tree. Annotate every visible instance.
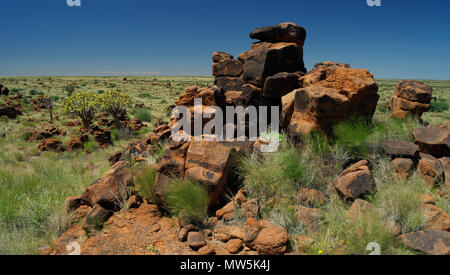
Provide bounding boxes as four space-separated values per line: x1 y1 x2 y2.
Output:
62 92 101 130
100 90 133 129
64 85 76 96
41 96 55 123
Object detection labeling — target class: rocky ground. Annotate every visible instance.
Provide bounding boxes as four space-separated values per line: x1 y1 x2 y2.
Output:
1 23 449 255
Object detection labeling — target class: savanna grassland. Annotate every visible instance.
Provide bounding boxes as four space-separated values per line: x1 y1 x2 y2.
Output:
0 76 448 255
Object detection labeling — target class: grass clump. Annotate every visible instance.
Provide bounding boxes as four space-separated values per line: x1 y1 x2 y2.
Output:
133 165 157 203
165 179 210 225
430 98 449 113
134 108 152 122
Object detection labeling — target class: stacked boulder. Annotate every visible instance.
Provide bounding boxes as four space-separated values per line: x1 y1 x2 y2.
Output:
286 62 380 135
389 80 433 120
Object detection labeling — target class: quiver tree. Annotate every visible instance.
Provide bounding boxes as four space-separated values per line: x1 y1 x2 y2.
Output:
100 90 132 129
41 96 55 123
62 92 101 130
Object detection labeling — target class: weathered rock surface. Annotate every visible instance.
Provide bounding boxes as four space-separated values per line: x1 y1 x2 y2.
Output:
38 138 65 152
213 59 244 77
253 224 288 255
249 22 307 45
81 161 134 210
262 72 301 98
413 122 450 158
333 168 375 201
67 134 89 151
297 188 326 206
391 158 414 180
241 42 306 87
288 66 379 135
390 80 433 119
383 140 419 158
422 204 450 231
418 156 444 185
402 230 450 255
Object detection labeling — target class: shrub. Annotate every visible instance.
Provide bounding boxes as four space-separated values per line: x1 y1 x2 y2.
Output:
83 138 97 153
138 92 151 98
134 166 157 203
430 98 449 113
62 92 101 130
97 90 105 94
134 108 152 122
165 179 210 225
64 85 75 96
99 90 132 129
237 139 312 204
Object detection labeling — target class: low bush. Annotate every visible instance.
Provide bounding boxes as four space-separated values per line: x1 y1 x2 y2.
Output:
165 179 210 225
133 166 157 203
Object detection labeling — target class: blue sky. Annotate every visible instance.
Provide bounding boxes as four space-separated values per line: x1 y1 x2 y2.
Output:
0 0 449 79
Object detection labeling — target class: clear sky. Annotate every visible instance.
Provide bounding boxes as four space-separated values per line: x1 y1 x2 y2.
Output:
0 0 449 79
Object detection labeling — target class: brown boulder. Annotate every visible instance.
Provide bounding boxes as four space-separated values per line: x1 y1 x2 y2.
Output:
249 22 306 45
187 232 206 250
226 239 243 254
262 72 301 98
418 156 444 185
28 126 67 141
175 86 217 107
439 157 450 191
288 67 379 136
83 204 113 233
281 91 296 128
391 158 414 180
346 199 375 219
38 138 65 153
333 170 376 201
382 140 419 158
91 127 112 148
296 207 325 231
339 160 370 177
389 80 433 120
81 161 134 210
413 123 450 158
402 230 450 255
297 188 326 206
394 80 433 103
178 224 197 242
240 42 306 87
67 135 88 151
184 141 233 207
212 51 234 63
215 76 245 92
154 140 191 205
422 204 450 231
213 59 243 77
253 224 288 255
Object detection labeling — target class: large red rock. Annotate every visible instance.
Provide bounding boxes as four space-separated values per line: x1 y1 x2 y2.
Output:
333 170 376 201
402 230 450 255
28 127 66 141
262 72 301 98
413 122 450 158
81 161 134 210
240 42 306 87
422 204 450 231
212 51 234 63
253 224 288 255
389 80 433 119
213 59 243 77
67 134 88 151
288 66 379 136
249 22 306 45
184 141 233 207
38 138 65 153
214 77 245 92
153 140 191 204
175 86 218 107
418 156 444 185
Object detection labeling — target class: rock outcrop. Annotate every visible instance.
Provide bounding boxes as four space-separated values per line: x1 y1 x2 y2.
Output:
389 80 433 120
